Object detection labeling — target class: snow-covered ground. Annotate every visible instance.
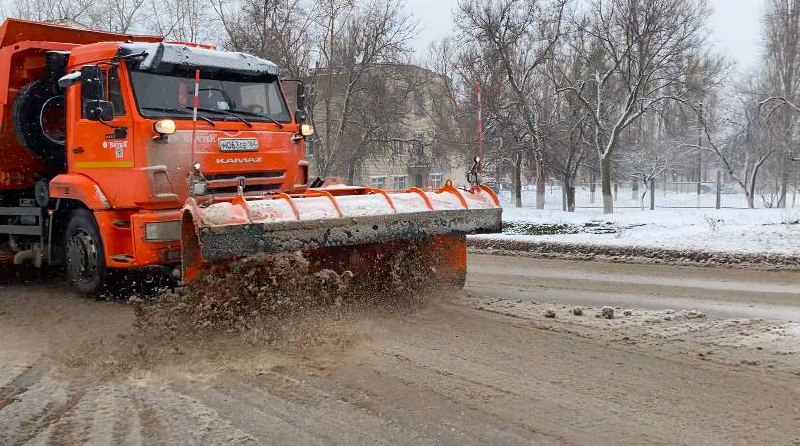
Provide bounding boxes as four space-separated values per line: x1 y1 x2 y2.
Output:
496 185 800 210
476 206 800 255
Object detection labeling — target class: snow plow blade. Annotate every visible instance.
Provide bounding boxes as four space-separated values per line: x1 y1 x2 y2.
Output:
180 184 501 286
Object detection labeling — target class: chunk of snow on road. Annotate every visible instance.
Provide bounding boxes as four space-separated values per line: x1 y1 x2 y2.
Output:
599 306 615 319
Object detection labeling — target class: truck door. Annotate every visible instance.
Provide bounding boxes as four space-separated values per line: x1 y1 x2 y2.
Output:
69 65 134 176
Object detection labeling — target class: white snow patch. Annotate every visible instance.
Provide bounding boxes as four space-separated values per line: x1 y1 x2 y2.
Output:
93 185 111 209
479 207 800 255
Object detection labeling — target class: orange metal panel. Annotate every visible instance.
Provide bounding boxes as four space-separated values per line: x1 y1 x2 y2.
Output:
49 173 112 209
0 18 161 49
94 210 181 268
93 209 135 268
128 211 182 267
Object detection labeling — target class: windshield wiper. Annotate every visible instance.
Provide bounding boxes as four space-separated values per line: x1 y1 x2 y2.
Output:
187 106 253 127
142 107 215 126
228 109 285 128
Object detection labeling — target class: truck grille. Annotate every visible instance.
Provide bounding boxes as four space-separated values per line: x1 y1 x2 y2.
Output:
209 183 283 194
205 171 286 195
205 171 284 181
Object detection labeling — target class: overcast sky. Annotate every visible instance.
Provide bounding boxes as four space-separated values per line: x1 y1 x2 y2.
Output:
404 0 765 74
0 0 765 73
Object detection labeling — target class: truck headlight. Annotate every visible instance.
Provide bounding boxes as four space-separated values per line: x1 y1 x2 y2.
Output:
300 124 314 137
191 181 207 196
154 119 177 135
144 221 182 241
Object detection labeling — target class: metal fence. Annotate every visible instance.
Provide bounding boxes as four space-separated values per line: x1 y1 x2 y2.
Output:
498 178 800 210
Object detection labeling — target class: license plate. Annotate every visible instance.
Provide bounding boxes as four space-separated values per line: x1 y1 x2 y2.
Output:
219 138 259 152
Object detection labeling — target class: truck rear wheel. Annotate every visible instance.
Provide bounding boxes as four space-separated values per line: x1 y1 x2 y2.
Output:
64 209 107 294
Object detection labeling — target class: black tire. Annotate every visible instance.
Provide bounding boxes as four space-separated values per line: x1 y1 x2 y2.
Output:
12 79 66 169
64 209 107 294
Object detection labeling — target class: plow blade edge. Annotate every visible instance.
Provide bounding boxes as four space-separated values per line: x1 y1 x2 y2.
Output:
181 185 502 282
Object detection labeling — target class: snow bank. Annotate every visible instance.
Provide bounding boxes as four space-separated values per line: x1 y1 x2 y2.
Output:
478 207 800 256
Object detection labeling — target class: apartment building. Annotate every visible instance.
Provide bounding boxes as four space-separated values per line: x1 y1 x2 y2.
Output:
307 64 470 190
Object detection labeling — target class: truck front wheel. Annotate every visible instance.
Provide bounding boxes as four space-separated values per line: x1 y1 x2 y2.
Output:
64 209 107 294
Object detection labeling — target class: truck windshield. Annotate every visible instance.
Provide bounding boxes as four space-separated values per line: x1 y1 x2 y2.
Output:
129 70 291 123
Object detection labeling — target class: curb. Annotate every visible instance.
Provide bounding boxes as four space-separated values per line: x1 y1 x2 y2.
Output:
467 237 800 271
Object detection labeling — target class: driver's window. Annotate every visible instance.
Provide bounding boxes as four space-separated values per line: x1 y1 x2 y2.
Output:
239 84 266 111
107 67 126 117
81 67 126 118
199 82 230 110
266 84 284 116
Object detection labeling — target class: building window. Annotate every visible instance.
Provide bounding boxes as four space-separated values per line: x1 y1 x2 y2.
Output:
412 132 424 156
392 175 407 190
429 173 443 189
370 176 386 189
392 139 404 156
412 91 426 117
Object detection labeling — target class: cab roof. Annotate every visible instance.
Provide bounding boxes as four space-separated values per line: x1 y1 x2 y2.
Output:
119 42 281 78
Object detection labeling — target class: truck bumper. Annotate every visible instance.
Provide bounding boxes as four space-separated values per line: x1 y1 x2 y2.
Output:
95 209 182 269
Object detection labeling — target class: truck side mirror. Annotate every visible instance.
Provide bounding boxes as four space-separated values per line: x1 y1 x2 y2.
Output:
296 82 305 111
86 100 115 122
58 71 81 88
80 65 115 122
80 66 103 100
295 82 307 122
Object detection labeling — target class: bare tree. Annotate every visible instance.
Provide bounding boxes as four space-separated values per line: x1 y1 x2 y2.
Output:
11 0 150 32
340 67 423 184
425 38 481 180
560 0 710 213
308 0 417 179
546 20 593 211
622 135 687 209
692 84 775 209
213 0 314 78
456 0 567 208
145 0 215 43
760 0 800 207
88 0 147 33
435 41 522 198
9 0 95 25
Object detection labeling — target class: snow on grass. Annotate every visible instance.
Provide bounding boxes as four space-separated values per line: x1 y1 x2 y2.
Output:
497 185 798 210
476 206 800 255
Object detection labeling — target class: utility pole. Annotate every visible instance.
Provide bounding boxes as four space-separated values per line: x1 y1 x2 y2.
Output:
475 83 483 173
697 102 703 198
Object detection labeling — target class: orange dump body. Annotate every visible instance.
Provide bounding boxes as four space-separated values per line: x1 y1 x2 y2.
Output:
0 19 161 189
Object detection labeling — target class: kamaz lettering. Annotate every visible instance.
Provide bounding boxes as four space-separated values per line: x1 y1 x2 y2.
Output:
215 157 263 164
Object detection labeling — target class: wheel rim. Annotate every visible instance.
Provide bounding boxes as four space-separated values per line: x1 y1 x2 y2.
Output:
39 95 66 144
66 228 99 284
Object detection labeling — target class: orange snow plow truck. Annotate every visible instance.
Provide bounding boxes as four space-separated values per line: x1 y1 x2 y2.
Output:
0 19 501 294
